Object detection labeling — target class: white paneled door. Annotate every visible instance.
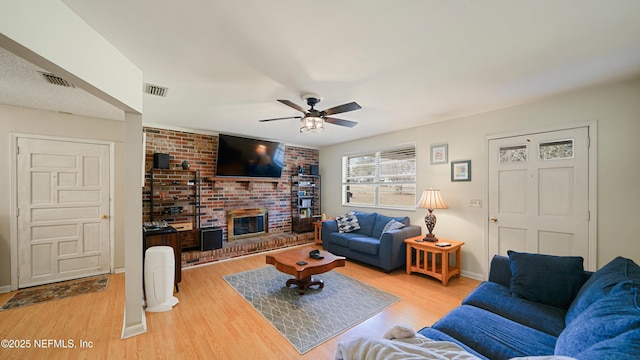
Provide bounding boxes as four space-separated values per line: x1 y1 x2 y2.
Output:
17 137 110 288
488 127 592 269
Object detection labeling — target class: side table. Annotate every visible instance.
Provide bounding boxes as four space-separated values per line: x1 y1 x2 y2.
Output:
404 236 464 286
313 221 323 244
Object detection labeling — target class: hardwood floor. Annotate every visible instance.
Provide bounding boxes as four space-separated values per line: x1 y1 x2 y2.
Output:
0 245 480 359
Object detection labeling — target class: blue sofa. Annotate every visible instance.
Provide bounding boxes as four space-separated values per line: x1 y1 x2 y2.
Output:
418 252 640 359
322 211 421 272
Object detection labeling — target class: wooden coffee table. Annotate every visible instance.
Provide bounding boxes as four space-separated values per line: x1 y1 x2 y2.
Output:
265 246 345 295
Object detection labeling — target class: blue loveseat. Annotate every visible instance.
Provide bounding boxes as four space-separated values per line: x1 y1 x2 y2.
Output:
322 211 421 272
418 252 640 359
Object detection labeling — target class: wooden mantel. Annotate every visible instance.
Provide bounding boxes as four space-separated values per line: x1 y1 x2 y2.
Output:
205 176 287 190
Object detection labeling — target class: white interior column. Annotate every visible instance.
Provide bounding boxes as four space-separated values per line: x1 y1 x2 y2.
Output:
122 113 145 338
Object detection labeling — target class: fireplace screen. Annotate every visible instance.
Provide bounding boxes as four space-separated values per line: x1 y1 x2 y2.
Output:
233 215 265 236
227 208 268 240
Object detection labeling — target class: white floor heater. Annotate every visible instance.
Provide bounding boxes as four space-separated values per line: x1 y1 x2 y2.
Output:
144 246 179 312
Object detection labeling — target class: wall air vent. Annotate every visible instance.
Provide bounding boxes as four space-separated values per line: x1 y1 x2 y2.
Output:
39 72 75 88
144 83 168 97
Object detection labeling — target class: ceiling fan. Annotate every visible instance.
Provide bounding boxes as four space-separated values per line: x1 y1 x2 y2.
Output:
259 94 361 133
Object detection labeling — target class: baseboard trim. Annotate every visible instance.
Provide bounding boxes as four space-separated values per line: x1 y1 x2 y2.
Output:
461 270 484 281
0 285 11 294
114 267 125 274
121 305 147 339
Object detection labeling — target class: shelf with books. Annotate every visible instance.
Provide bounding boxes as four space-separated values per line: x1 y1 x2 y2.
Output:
290 174 321 233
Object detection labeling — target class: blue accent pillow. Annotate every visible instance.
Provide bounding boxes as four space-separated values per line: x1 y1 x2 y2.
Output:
555 282 640 358
335 211 360 233
566 256 640 324
380 219 405 239
508 251 585 309
371 214 410 238
371 214 394 239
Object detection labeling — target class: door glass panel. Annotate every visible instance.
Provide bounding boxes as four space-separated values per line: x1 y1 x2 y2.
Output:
499 145 527 163
539 140 573 160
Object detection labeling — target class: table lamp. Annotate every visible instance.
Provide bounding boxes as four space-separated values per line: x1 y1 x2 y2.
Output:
417 189 448 242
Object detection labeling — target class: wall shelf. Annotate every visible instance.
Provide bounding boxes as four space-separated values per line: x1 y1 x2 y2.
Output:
291 174 321 233
147 168 201 249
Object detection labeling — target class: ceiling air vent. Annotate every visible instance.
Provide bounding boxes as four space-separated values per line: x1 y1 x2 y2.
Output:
39 72 75 88
144 83 168 97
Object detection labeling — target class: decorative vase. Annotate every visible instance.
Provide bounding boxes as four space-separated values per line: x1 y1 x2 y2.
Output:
181 160 190 170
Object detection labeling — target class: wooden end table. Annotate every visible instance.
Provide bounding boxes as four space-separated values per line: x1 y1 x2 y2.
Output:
265 246 345 295
313 221 323 244
404 236 464 286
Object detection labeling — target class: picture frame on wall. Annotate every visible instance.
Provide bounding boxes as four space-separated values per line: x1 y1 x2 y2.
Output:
451 160 471 182
430 144 448 165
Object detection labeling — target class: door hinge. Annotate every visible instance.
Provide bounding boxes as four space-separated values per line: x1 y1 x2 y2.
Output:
16 208 19 217
16 145 19 155
587 136 590 148
588 210 591 221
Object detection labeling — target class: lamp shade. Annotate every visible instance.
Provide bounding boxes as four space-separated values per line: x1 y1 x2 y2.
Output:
417 189 448 210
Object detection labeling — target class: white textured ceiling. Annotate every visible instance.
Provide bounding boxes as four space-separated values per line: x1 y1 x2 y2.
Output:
0 47 124 120
3 0 640 147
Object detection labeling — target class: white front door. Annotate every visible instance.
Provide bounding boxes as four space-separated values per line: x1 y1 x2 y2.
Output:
488 126 592 269
17 137 111 288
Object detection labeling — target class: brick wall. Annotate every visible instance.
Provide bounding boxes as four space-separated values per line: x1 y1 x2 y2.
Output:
143 127 319 241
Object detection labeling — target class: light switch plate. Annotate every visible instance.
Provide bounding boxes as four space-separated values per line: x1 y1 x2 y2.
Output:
469 199 482 208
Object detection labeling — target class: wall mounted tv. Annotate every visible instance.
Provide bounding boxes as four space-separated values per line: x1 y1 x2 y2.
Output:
216 134 285 178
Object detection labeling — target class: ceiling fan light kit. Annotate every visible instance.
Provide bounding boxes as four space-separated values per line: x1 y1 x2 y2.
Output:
259 94 361 133
300 116 324 133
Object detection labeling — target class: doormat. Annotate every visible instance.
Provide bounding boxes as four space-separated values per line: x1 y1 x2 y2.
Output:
223 266 401 354
0 275 109 311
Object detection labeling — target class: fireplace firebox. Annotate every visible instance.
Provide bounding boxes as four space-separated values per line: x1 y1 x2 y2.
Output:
227 208 268 241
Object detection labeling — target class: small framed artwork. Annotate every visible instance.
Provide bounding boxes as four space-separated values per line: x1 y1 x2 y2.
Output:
451 160 471 182
430 144 448 165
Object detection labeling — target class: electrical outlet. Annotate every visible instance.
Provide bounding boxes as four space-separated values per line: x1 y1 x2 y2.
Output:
469 199 482 208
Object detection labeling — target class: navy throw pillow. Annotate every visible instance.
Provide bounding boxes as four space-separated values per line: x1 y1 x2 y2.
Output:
508 251 585 309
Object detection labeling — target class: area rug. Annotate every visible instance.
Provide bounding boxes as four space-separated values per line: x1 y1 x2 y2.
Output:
0 274 109 311
223 266 401 354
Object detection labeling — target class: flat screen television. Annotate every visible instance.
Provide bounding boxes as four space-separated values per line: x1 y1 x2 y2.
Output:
216 134 285 178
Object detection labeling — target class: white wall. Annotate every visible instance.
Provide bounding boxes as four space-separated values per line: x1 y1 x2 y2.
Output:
320 78 640 278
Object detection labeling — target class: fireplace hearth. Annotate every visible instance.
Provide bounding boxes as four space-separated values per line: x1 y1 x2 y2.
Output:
227 208 268 241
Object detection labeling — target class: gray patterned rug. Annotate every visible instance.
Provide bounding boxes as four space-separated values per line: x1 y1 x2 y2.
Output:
223 266 401 354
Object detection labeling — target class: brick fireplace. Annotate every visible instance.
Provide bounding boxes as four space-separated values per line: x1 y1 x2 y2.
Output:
143 126 319 245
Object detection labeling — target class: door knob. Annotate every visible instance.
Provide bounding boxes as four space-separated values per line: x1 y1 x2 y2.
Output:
101 214 110 220
490 217 498 223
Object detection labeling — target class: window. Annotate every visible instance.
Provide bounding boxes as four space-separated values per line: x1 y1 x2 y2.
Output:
499 145 528 163
539 139 574 160
342 144 416 209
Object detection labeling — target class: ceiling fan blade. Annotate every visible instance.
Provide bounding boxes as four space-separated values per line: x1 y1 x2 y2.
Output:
322 102 361 116
324 117 358 128
258 116 302 122
277 99 307 114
